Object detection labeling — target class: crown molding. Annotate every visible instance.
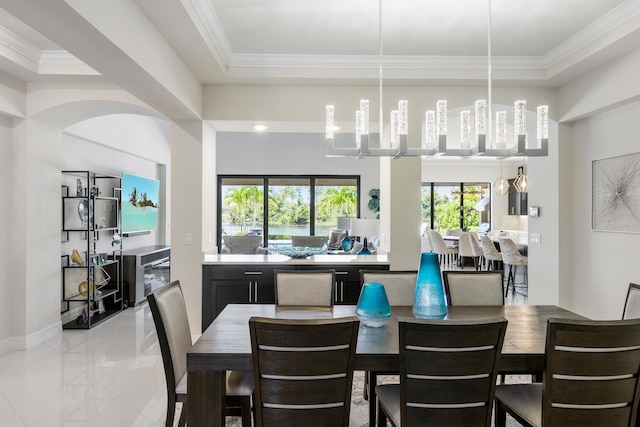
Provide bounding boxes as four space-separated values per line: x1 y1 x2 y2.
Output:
183 0 233 71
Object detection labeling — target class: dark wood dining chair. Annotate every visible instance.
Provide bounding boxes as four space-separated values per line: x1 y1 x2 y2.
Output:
274 269 335 307
495 317 640 427
249 316 360 427
148 280 253 427
376 316 508 427
442 270 505 306
623 283 640 319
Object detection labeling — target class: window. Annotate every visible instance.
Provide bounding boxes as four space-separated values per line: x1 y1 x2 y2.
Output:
219 175 359 248
421 182 490 233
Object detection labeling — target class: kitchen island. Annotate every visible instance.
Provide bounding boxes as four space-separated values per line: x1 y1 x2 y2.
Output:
201 253 389 330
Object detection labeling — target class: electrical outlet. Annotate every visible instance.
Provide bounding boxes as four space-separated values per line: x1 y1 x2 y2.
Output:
530 233 542 245
185 232 193 245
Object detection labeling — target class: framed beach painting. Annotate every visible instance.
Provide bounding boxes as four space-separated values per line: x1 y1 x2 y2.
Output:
592 152 640 233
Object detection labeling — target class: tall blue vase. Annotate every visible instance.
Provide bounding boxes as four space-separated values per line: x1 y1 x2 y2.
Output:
413 252 447 319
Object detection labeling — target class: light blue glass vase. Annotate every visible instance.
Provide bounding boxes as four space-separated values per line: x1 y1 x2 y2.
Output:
413 252 447 319
356 282 392 327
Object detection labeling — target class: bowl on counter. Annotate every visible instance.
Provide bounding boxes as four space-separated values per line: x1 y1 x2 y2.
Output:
268 245 328 259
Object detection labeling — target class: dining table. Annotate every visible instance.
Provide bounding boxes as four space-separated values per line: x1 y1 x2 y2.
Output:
186 304 586 427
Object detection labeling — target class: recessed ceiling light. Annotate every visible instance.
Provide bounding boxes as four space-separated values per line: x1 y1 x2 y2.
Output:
253 124 268 132
333 126 342 131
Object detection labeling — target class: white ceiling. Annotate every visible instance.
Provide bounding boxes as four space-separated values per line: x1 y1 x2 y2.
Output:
0 0 639 88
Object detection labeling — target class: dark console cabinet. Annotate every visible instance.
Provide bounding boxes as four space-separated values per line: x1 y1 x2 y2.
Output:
121 245 170 306
202 262 389 331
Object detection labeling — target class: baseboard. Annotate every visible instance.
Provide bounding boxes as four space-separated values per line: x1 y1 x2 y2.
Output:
0 320 62 352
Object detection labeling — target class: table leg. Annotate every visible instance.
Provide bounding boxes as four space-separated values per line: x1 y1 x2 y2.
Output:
187 370 226 427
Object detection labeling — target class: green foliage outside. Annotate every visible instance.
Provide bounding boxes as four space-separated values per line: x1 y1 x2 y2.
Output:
421 186 481 232
222 185 357 232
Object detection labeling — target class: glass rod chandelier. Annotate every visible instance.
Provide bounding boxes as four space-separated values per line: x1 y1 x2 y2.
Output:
325 0 549 159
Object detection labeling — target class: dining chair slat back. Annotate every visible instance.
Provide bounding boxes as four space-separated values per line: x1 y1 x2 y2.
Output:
495 317 640 427
249 316 360 427
443 270 505 306
274 269 335 307
376 317 508 427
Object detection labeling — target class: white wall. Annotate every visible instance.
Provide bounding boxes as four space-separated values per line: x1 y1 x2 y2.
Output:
60 120 170 323
0 116 13 344
215 131 381 219
569 101 640 319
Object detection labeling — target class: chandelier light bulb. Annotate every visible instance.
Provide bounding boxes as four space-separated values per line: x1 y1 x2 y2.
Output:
537 105 548 140
461 111 471 148
325 105 334 139
475 100 487 136
360 99 370 135
398 100 408 135
425 111 436 148
514 100 527 137
437 100 447 136
391 110 400 146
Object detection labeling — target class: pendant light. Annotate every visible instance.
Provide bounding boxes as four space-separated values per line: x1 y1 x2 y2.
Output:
514 164 529 193
494 160 509 195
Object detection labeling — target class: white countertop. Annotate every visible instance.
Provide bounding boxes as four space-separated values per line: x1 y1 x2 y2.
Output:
202 253 389 265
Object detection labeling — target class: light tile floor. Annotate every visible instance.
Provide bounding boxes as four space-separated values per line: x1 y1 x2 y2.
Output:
0 267 527 426
0 305 168 426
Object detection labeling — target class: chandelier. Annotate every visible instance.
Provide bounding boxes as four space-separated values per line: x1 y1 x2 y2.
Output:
325 0 549 159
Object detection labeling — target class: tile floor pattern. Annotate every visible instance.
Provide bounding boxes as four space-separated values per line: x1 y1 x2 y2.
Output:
0 267 527 426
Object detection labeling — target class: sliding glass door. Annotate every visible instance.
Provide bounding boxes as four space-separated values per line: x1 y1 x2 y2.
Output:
219 175 359 249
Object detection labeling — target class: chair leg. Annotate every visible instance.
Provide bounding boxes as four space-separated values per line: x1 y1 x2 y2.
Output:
369 372 378 426
495 400 507 427
240 396 252 427
176 401 186 427
166 398 177 427
377 398 388 427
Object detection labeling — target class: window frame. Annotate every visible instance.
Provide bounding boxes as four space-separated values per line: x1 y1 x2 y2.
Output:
421 182 491 232
217 175 360 249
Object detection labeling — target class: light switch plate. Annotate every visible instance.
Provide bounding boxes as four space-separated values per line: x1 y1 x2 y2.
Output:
529 206 540 217
530 233 542 245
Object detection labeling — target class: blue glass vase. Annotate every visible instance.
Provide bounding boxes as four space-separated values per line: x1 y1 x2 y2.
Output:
413 252 447 319
357 237 372 255
341 231 353 252
356 282 392 327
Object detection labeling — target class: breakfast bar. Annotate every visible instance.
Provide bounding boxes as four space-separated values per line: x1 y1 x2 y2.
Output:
201 253 390 330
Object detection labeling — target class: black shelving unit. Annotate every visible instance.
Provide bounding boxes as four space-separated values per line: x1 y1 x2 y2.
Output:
61 171 124 329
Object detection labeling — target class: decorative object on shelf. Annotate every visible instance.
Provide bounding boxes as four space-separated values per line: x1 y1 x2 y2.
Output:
350 218 379 255
368 188 380 218
71 249 83 266
324 0 548 159
494 160 509 195
592 152 640 233
341 232 353 252
94 266 111 288
77 199 91 227
76 179 83 196
111 233 121 247
78 280 94 297
336 217 354 251
413 252 447 319
269 245 328 259
514 165 529 193
355 282 392 327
